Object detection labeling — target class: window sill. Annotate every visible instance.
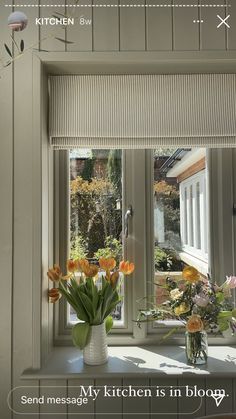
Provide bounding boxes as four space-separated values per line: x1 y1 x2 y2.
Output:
22 345 236 380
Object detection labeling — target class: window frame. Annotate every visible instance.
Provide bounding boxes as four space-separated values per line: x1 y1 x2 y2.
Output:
53 147 236 345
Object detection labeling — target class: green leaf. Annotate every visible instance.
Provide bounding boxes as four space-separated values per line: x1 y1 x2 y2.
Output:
217 311 232 320
218 320 229 332
232 309 236 318
105 316 113 334
216 292 224 304
72 322 91 349
4 43 12 58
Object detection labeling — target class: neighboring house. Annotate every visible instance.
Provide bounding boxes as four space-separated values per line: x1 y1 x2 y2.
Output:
166 148 208 276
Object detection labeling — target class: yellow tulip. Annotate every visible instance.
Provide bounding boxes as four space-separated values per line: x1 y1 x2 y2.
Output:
99 257 116 271
119 260 135 275
182 266 200 283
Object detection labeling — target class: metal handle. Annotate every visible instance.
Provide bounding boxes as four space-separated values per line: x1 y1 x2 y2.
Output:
124 205 133 238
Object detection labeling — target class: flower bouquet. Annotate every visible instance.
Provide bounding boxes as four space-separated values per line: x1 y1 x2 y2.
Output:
48 257 134 365
137 266 236 364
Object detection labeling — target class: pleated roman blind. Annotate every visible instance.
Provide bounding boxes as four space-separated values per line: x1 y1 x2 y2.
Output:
49 74 236 149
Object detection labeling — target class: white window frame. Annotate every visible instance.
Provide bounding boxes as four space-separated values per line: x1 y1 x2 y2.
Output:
179 170 208 268
53 148 236 345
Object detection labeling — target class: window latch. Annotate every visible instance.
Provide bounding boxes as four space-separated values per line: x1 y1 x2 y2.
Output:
124 205 133 238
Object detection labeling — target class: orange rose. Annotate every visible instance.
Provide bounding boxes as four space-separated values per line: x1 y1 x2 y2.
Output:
186 315 204 333
99 257 116 271
47 264 62 282
119 260 135 275
82 264 99 278
182 266 200 283
48 287 61 303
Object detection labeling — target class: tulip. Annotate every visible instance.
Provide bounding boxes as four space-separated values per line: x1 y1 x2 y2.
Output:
78 259 90 272
67 259 79 273
82 264 99 278
110 271 120 289
182 266 200 283
99 257 116 271
48 288 61 303
186 314 204 333
47 264 62 282
119 260 135 275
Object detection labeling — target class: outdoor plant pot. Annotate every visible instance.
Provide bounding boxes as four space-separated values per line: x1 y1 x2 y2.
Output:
83 322 108 365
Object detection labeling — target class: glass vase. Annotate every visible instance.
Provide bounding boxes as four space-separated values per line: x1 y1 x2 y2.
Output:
185 330 208 365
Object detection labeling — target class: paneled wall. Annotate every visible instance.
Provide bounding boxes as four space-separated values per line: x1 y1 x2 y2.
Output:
0 1 236 418
38 0 235 51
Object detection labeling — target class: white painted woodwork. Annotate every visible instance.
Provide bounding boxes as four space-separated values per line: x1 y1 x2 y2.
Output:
1 1 236 418
93 0 119 51
0 5 13 419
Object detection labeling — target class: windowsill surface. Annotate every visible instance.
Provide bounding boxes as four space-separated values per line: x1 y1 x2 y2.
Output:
22 345 236 379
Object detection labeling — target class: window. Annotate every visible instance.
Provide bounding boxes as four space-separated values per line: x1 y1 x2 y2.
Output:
54 147 235 343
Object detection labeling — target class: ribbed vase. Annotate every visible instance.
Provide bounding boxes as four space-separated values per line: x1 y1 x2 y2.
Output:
83 323 108 365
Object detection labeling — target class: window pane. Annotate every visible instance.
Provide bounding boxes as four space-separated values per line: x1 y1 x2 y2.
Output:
69 149 124 325
154 148 209 306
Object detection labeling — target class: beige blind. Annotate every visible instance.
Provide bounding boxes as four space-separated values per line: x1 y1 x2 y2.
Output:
49 74 236 149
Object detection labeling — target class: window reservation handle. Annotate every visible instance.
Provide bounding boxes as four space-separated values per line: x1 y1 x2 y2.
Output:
124 205 133 238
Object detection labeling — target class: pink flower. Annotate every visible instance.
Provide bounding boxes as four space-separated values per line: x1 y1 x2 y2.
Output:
193 293 209 307
225 276 236 289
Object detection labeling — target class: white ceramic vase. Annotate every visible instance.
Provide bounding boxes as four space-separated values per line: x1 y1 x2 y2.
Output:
83 322 108 365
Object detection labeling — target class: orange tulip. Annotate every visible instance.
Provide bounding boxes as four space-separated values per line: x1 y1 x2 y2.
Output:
119 260 135 275
186 315 204 333
82 264 99 278
110 271 120 289
78 259 90 272
47 264 62 282
99 257 116 271
182 266 200 283
48 287 61 303
67 259 79 273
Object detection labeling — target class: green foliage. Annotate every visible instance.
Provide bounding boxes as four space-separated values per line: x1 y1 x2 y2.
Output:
81 155 95 181
70 236 88 260
59 275 120 340
94 236 122 264
154 246 182 272
154 180 180 237
72 322 91 349
105 315 113 334
70 176 122 257
107 149 122 196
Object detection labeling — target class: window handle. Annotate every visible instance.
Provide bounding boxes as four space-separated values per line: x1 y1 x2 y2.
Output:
124 205 133 238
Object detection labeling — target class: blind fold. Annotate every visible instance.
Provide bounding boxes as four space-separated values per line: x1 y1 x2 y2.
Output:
49 74 236 149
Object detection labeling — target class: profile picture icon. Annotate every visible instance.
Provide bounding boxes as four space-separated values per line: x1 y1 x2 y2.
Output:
8 11 28 31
